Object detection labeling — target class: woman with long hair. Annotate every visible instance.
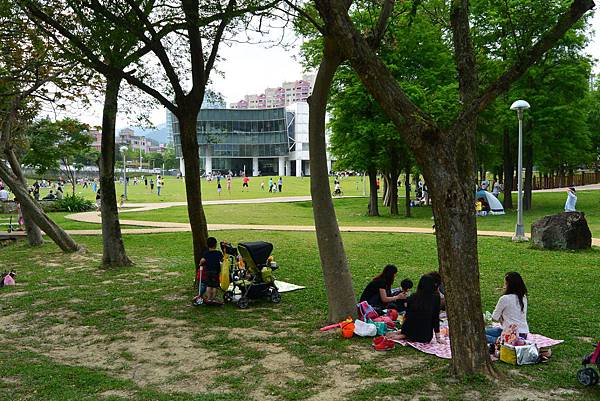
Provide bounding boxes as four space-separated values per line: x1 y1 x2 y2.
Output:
359 264 406 310
485 272 529 344
394 274 442 343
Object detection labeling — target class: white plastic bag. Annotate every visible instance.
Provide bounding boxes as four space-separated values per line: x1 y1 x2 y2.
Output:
515 342 539 365
354 319 377 337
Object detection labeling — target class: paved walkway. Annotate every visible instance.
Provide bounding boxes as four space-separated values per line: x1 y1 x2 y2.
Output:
59 195 600 246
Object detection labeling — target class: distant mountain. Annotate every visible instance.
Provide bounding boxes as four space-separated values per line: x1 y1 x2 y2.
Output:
128 123 169 144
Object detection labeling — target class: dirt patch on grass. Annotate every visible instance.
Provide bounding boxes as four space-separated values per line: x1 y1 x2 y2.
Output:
0 290 28 298
230 327 274 339
98 389 134 399
0 312 27 333
41 323 219 394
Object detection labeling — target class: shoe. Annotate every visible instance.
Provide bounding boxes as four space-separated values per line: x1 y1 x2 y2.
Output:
372 336 386 347
375 339 395 351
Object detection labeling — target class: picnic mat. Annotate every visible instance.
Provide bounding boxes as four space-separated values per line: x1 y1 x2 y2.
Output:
227 280 305 294
274 280 305 293
391 333 563 360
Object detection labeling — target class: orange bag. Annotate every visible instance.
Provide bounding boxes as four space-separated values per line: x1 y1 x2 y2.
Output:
341 321 355 338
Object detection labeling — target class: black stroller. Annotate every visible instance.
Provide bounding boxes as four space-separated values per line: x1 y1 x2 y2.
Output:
222 241 281 309
577 342 600 386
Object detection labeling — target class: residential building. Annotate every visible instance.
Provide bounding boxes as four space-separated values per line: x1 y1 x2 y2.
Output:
230 74 316 109
117 128 150 153
87 128 102 151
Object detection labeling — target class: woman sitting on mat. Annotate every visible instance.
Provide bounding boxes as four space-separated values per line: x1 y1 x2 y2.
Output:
485 272 529 344
389 274 443 343
359 264 407 311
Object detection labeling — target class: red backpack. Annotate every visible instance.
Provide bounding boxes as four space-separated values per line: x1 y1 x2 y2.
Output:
356 301 378 321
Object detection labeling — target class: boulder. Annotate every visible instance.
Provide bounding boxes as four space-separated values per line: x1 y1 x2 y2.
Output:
531 212 592 250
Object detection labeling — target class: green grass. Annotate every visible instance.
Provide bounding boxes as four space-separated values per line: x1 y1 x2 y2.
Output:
1 231 599 400
32 175 369 203
127 190 600 235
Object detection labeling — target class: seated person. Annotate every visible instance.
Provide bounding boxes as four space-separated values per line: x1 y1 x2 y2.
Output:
0 187 9 202
42 190 56 200
485 272 529 344
397 278 413 312
199 237 223 302
360 264 406 312
394 275 442 343
55 186 64 200
426 271 446 310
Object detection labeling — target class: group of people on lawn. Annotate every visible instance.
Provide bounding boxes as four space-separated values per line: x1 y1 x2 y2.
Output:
361 265 528 346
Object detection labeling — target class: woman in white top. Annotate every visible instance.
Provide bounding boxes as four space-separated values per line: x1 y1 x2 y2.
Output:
485 272 529 344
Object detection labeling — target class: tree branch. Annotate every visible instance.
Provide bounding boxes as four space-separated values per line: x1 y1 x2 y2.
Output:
460 0 595 125
204 0 237 82
450 0 478 104
368 0 395 46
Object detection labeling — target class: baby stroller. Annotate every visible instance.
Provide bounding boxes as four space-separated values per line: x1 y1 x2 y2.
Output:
222 241 281 309
577 342 600 386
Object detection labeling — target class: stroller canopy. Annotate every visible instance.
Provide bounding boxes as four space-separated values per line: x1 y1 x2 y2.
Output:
475 190 505 215
238 241 273 265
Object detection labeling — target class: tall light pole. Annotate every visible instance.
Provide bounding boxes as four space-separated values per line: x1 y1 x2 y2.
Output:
510 100 530 242
120 145 128 200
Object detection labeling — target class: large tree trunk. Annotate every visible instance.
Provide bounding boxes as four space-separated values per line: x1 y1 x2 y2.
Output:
308 38 356 323
523 142 533 211
404 166 411 218
502 128 514 209
5 150 43 246
178 112 209 270
367 168 379 216
99 76 132 267
386 171 399 215
0 162 80 252
428 159 493 376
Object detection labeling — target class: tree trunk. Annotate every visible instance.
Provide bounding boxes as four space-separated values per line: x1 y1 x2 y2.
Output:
429 165 493 376
404 166 411 218
307 37 356 322
99 76 132 267
178 112 209 270
0 162 80 252
387 171 399 216
523 142 533 211
367 168 379 216
502 128 514 209
5 150 43 246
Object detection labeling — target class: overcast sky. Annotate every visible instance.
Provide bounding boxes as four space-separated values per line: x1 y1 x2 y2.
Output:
68 11 599 130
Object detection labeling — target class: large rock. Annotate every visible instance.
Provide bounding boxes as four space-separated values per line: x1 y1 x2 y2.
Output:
531 212 592 250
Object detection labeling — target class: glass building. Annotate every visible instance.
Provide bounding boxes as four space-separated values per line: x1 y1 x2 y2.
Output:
171 102 331 176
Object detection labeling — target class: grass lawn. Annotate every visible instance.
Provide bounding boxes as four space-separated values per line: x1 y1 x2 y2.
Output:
128 190 600 236
1 231 599 400
33 175 369 203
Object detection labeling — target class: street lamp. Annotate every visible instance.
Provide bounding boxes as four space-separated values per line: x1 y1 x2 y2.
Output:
120 145 128 200
510 100 530 242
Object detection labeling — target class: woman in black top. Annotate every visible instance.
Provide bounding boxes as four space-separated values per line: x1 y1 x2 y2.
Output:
359 264 406 311
399 275 442 343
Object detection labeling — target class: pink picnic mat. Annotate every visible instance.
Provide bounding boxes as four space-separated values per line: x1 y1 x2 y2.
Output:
391 333 563 360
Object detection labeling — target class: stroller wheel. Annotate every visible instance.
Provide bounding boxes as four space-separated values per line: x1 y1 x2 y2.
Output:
270 289 281 304
223 291 234 303
577 367 598 386
238 296 249 309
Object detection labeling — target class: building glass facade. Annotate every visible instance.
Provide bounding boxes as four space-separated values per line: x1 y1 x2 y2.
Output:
172 108 294 175
171 102 329 177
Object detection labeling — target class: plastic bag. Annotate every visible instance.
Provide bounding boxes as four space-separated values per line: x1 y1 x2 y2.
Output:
354 319 377 337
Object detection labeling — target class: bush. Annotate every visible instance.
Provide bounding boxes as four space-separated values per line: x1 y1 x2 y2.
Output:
53 194 95 212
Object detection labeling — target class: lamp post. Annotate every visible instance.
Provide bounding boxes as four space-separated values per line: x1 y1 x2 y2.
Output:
120 145 128 200
510 100 530 242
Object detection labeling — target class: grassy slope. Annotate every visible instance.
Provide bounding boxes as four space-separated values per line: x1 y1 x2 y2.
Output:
1 231 599 400
128 191 600 235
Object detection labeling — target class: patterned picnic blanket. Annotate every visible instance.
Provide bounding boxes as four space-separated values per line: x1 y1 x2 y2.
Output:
391 333 563 360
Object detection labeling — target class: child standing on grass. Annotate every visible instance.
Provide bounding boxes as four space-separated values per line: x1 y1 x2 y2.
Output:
200 237 223 302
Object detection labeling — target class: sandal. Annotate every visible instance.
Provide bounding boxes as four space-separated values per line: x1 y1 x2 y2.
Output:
372 336 387 347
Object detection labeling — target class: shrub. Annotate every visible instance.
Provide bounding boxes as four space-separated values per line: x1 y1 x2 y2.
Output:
53 194 95 212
